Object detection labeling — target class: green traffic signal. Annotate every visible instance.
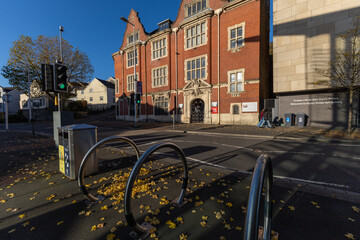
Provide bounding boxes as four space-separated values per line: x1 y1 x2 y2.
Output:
54 63 68 92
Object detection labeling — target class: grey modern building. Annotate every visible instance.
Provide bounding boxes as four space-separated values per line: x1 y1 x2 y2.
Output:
273 0 360 127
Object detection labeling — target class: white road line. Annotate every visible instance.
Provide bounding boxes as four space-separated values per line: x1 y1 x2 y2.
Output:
167 129 360 146
168 139 360 160
186 156 350 189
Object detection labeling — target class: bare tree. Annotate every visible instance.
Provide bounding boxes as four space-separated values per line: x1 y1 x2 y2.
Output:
315 16 360 133
1 35 94 98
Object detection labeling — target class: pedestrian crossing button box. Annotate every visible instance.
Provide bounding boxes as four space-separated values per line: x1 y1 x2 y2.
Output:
58 124 98 180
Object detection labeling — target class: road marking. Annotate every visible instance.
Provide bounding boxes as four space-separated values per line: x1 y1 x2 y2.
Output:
169 139 360 160
186 156 350 189
166 129 360 146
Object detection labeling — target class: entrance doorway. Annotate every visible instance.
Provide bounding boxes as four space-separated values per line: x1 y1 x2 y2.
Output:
191 99 204 123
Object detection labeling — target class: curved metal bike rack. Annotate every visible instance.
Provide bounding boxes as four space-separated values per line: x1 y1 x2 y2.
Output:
244 154 273 240
78 136 140 202
124 143 189 239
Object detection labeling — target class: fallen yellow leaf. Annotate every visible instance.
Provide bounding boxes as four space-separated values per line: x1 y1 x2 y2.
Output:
352 206 360 213
176 217 184 224
166 220 176 229
345 233 355 240
288 206 295 211
57 221 64 225
106 233 116 240
179 233 188 240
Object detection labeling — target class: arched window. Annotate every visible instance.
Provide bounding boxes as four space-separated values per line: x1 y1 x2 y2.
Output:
233 105 239 114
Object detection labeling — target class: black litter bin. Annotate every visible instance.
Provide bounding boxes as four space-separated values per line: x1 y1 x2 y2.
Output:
296 113 306 127
284 113 295 127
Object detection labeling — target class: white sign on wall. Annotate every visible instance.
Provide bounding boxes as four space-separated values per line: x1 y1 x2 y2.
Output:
242 102 258 112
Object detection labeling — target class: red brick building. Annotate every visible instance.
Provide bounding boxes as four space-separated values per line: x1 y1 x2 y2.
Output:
113 0 270 125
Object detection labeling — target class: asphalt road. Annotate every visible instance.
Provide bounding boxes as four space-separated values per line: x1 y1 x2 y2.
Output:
1 122 360 239
2 121 360 195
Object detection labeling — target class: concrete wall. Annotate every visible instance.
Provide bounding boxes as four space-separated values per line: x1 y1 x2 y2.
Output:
273 0 360 93
278 91 359 127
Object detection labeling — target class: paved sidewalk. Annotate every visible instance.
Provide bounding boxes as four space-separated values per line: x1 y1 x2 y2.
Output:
1 132 360 240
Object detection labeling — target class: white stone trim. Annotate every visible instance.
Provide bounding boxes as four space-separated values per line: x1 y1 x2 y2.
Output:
227 68 245 95
150 36 168 61
126 73 139 92
125 47 139 69
152 65 168 88
184 19 208 51
227 22 246 52
184 54 208 83
115 78 120 94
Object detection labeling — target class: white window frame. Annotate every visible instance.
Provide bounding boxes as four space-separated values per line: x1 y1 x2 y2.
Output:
184 54 207 82
128 32 139 45
152 65 168 88
115 78 119 94
185 0 207 18
227 69 245 94
126 48 138 68
89 88 93 93
228 22 245 51
127 73 139 92
151 37 167 60
184 20 207 50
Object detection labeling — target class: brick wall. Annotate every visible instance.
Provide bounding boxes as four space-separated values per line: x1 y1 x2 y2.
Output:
114 0 269 125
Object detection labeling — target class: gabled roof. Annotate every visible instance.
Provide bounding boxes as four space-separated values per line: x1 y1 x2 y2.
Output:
3 87 16 93
69 81 89 89
96 78 115 89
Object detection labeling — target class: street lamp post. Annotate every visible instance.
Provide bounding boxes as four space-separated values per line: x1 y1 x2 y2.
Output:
18 61 34 137
18 61 32 124
27 69 32 123
120 16 137 128
2 90 9 131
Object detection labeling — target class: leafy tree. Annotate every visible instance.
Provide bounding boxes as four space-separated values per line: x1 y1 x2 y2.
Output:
315 16 360 133
1 35 94 98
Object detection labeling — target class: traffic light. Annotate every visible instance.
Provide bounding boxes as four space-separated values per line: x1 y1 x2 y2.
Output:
136 93 141 104
41 64 54 92
54 63 68 92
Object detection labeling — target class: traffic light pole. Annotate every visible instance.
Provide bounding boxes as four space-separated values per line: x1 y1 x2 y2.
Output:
58 26 64 112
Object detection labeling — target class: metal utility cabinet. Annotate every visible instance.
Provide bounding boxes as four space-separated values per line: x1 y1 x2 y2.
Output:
58 124 98 180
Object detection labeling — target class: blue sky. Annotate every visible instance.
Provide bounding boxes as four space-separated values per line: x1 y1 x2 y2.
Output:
0 0 273 87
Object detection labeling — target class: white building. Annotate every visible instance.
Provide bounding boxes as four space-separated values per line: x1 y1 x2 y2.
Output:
0 87 21 115
77 77 115 111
